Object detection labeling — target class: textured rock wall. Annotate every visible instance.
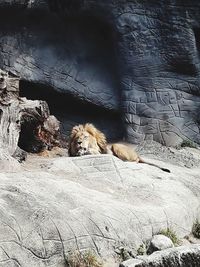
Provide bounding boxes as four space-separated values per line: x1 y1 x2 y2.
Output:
115 1 200 146
0 0 200 145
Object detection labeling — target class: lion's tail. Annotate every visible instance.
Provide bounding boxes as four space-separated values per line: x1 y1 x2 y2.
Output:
139 157 170 173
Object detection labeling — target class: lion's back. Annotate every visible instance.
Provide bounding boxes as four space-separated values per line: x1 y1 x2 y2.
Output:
111 143 139 162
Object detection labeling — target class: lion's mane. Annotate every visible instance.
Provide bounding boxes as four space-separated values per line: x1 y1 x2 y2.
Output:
68 123 107 156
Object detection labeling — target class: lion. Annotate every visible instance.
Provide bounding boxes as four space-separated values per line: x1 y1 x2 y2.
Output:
69 123 170 173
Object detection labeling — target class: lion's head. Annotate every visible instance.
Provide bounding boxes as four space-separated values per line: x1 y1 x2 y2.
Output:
68 123 107 156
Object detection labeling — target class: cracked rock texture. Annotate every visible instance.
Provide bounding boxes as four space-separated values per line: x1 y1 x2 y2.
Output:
120 245 200 267
0 0 200 145
0 145 199 266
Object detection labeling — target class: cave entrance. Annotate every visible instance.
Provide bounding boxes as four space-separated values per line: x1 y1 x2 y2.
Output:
17 13 124 144
19 81 124 143
5 11 124 148
18 111 44 153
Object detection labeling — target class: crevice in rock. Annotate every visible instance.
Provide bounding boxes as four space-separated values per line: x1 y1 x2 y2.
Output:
0 109 2 123
18 113 43 153
169 58 198 76
194 27 200 54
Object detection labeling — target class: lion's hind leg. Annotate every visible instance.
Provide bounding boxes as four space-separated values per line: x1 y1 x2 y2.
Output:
111 143 139 162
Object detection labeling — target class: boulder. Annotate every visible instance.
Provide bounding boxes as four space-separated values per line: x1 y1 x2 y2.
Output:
120 245 200 267
120 259 143 267
0 150 198 266
147 234 174 254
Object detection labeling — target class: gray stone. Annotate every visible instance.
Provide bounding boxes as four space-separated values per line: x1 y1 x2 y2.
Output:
147 234 174 254
120 259 143 267
120 245 200 267
0 148 198 266
0 1 199 145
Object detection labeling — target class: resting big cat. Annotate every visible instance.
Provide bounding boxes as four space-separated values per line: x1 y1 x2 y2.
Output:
69 123 170 173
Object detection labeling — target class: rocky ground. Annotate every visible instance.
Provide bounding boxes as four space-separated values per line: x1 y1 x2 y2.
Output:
0 141 200 266
137 140 200 168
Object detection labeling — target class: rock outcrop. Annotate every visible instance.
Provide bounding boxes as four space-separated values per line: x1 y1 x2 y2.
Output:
0 1 200 145
147 234 174 254
0 147 199 266
0 70 61 165
120 245 200 267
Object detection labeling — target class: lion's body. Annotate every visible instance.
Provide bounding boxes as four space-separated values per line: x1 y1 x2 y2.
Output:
111 143 140 162
69 123 170 173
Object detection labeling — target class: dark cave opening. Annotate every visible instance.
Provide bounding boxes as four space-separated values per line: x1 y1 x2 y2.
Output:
18 112 45 153
19 81 124 146
194 28 200 54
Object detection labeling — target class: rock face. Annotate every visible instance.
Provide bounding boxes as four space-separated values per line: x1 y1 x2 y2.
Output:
0 149 199 266
0 70 62 164
0 1 200 145
120 245 200 267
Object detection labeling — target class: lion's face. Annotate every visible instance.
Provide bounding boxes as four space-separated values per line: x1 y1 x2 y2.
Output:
0 70 8 90
71 130 101 156
69 124 108 157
